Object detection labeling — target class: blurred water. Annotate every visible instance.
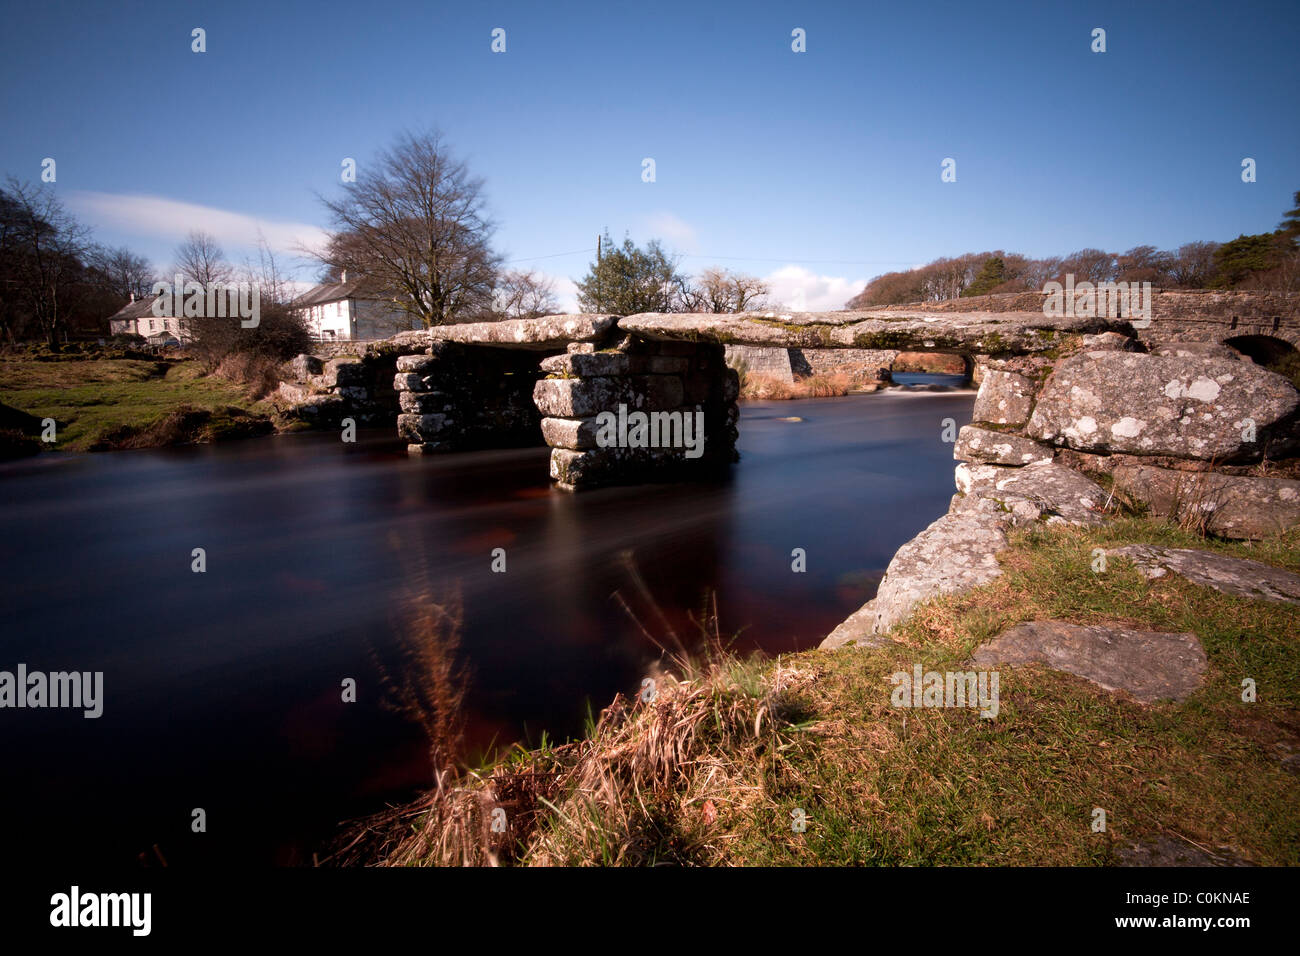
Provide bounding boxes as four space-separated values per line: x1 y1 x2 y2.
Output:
0 383 973 865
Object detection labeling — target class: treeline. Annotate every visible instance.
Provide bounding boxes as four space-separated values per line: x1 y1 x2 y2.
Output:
0 180 154 346
847 191 1300 308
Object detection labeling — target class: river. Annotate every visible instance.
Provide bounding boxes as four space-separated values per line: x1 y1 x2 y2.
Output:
0 380 973 865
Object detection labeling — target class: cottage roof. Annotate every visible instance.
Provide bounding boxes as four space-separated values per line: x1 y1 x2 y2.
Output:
109 297 173 321
293 276 390 308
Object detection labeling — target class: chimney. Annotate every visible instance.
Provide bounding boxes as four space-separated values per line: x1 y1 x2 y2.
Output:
341 269 347 283
129 292 135 303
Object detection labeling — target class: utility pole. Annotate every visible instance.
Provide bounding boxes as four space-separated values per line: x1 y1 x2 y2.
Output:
596 234 602 313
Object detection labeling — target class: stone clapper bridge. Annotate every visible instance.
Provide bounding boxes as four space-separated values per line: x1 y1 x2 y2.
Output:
350 291 1296 491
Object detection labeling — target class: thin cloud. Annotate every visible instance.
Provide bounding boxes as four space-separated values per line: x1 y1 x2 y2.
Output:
67 191 330 257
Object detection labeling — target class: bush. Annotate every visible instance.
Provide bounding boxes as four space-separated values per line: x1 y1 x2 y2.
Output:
212 351 284 399
187 300 312 374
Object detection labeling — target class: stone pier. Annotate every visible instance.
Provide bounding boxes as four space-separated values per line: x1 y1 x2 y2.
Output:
534 337 739 492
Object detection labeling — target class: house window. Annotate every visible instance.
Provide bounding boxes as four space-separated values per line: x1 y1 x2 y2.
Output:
150 319 157 332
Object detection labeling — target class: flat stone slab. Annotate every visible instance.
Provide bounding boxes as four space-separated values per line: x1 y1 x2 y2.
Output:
954 425 1053 466
1111 463 1300 539
620 310 1122 356
1105 545 1300 604
429 314 618 350
1027 351 1299 460
954 460 1109 526
972 620 1206 703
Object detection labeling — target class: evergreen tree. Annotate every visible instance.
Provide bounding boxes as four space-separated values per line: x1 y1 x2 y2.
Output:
961 256 1006 297
575 232 684 314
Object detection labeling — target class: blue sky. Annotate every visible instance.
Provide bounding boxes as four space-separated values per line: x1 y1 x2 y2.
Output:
3 0 1298 309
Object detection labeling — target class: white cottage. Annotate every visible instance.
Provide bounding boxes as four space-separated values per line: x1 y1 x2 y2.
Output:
106 294 185 345
293 273 421 341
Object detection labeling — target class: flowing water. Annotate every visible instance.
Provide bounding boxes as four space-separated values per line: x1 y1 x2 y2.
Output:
0 382 973 865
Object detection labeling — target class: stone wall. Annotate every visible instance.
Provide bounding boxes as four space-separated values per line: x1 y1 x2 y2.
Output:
792 347 898 379
724 345 794 383
273 350 405 426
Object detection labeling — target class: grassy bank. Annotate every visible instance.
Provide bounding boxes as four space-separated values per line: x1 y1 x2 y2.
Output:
0 353 273 451
341 517 1299 867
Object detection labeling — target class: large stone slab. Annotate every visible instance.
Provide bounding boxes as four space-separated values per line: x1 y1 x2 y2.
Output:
954 425 1053 466
972 620 1206 703
620 310 1121 355
954 461 1109 526
1105 544 1300 604
1027 352 1299 460
429 314 618 350
1111 463 1300 539
836 509 1010 638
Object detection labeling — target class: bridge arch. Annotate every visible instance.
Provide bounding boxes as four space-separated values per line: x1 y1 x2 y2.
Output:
1224 334 1300 385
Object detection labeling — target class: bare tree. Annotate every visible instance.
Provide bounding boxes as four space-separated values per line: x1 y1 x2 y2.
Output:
1 178 93 346
1168 241 1220 288
494 269 559 319
317 130 502 327
88 244 156 300
173 230 234 286
186 234 309 372
681 267 772 312
1054 248 1116 284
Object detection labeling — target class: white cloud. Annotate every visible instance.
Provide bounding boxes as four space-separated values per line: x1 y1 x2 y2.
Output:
644 211 698 253
546 274 581 313
760 266 867 312
67 191 329 258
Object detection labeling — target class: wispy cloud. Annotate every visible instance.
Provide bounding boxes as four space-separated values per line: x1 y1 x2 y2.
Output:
67 191 329 258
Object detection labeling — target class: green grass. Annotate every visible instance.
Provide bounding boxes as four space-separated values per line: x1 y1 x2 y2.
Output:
726 520 1300 866
362 517 1299 867
0 355 268 450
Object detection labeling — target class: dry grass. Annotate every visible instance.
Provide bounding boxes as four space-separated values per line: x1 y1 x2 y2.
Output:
212 351 284 399
740 372 876 400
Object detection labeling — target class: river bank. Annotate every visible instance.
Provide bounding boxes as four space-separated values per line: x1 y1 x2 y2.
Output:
337 515 1299 867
